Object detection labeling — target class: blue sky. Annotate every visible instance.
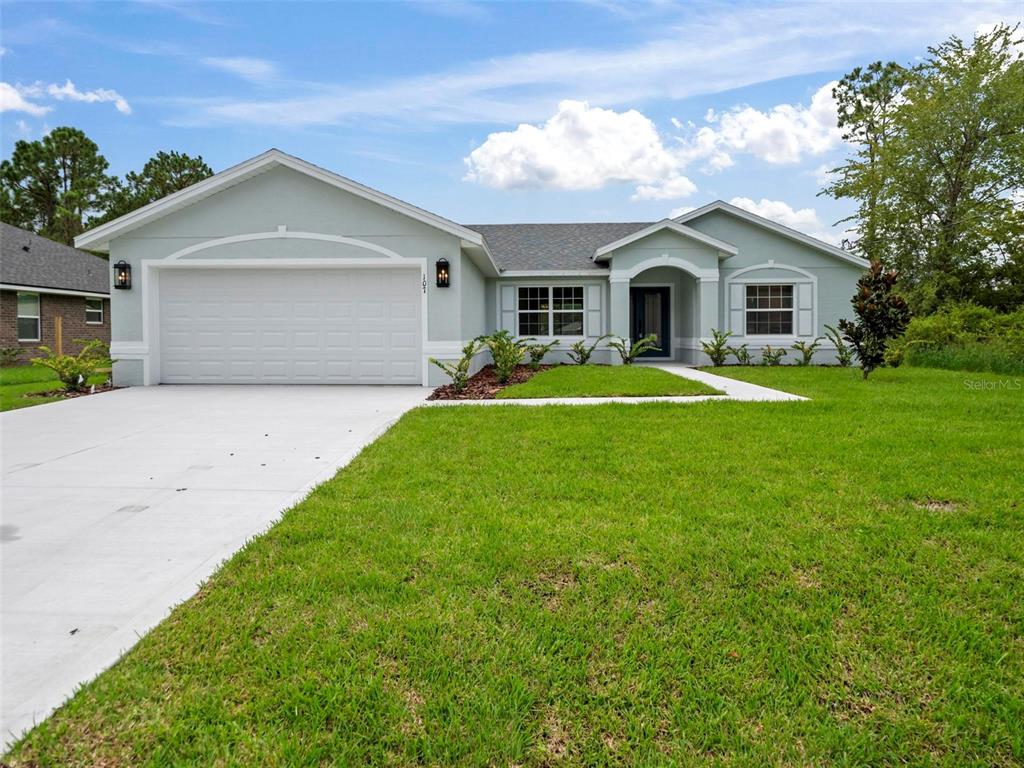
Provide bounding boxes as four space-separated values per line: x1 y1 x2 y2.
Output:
1 1 1020 241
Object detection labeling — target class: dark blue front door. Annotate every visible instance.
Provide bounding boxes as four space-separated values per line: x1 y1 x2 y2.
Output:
630 287 670 358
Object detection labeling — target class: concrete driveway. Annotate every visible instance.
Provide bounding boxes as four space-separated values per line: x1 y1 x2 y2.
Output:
0 384 428 750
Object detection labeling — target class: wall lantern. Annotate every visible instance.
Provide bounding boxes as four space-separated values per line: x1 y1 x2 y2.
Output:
435 258 450 288
113 260 132 290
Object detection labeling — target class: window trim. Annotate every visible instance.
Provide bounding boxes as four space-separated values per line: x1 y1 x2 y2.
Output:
16 291 41 342
516 285 586 339
85 297 104 325
744 284 794 336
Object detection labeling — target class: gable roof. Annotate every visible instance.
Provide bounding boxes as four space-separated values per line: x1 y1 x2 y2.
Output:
1 222 109 295
465 222 650 272
674 200 868 268
74 149 500 275
592 218 738 260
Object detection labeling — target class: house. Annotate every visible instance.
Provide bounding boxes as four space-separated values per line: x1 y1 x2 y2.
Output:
73 149 867 386
1 223 111 361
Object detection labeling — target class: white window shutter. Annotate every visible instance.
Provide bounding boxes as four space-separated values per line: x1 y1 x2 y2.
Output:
798 283 813 336
585 285 602 337
729 283 745 335
500 285 517 333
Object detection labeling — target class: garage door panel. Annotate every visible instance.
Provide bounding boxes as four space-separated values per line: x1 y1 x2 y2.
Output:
159 268 421 384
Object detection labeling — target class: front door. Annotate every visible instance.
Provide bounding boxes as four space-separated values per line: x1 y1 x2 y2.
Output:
629 287 670 358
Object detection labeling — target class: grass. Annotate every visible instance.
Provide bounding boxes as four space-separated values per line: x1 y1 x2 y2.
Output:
6 367 1023 766
497 364 722 399
906 341 1024 375
0 365 106 412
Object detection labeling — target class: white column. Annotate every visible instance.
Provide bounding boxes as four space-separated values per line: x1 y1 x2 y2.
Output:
696 278 719 365
609 277 630 365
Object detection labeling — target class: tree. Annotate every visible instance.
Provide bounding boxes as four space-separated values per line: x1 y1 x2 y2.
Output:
824 24 1024 312
823 61 910 262
100 150 213 223
0 127 115 245
839 261 911 379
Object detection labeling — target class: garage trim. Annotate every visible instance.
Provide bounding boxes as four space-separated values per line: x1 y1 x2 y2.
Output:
129 250 429 386
164 227 407 262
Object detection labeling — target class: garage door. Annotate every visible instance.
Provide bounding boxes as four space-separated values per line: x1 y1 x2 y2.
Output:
158 267 422 384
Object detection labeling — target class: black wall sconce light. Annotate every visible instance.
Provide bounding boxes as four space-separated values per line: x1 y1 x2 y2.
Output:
435 258 450 288
113 260 132 290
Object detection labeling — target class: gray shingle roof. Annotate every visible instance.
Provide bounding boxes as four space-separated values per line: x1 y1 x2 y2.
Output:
1 222 110 294
465 222 652 271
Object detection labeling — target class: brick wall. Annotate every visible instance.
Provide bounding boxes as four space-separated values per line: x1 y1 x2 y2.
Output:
0 290 111 362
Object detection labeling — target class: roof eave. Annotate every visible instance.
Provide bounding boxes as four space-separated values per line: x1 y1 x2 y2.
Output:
592 218 738 261
675 200 869 269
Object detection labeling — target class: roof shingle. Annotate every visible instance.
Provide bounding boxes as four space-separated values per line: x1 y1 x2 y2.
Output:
1 223 110 294
465 222 652 271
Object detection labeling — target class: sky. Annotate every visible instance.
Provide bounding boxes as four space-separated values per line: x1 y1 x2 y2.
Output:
1 0 1021 243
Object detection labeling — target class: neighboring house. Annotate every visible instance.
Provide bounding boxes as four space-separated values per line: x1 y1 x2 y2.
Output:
1 223 111 361
73 149 867 387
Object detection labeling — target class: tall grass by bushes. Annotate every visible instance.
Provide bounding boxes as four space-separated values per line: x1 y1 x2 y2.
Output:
897 303 1024 374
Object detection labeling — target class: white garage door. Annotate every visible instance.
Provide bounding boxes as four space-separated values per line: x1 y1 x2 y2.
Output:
158 267 422 384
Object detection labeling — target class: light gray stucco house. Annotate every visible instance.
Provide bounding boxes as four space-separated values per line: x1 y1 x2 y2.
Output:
74 149 867 386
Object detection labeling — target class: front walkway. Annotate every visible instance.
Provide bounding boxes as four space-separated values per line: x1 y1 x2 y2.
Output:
0 384 429 750
423 365 806 406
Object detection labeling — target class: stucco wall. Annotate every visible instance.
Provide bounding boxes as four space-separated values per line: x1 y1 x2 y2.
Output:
685 209 865 350
491 275 615 365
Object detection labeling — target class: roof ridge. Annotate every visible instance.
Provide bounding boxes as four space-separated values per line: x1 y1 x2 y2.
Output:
465 221 653 227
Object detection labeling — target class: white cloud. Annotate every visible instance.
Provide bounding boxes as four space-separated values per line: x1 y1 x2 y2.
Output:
669 204 696 218
173 2 1018 127
201 56 278 82
39 79 132 114
728 197 844 246
464 99 695 200
632 175 698 201
676 81 843 172
0 82 51 115
811 162 838 185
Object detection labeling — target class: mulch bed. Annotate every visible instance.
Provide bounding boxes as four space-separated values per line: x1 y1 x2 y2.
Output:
428 364 552 400
26 383 120 401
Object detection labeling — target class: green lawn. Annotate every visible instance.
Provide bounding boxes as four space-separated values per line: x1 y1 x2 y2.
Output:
7 367 1023 766
0 365 106 412
497 364 721 398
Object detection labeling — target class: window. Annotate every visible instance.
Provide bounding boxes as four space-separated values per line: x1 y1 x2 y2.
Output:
552 287 584 335
85 298 104 325
16 292 40 342
745 284 793 335
517 286 585 337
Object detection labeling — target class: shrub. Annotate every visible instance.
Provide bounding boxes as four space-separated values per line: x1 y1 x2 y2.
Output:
31 340 111 392
883 346 904 368
608 334 660 365
761 346 787 366
726 343 753 365
824 324 855 367
525 340 558 371
477 330 530 384
0 347 21 366
838 260 910 379
700 329 732 367
567 334 610 365
898 303 1024 353
429 339 483 392
791 337 823 366
895 303 1024 374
